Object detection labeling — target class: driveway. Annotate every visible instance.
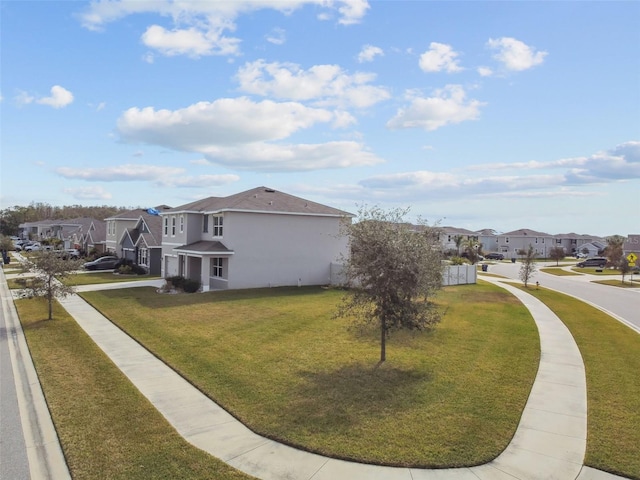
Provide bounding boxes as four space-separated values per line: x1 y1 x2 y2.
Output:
485 262 640 333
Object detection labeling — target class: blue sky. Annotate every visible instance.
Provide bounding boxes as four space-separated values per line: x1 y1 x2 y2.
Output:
1 1 638 237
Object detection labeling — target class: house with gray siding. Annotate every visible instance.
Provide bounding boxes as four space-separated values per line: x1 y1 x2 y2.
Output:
160 187 352 291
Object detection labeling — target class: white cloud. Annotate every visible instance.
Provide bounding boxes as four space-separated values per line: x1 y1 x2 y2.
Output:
16 85 73 108
141 24 240 57
63 186 112 200
358 44 383 63
266 27 286 45
117 97 336 148
477 66 493 77
465 141 640 184
56 164 184 182
487 37 547 71
197 141 383 171
37 85 74 108
155 174 240 188
386 85 485 131
352 141 640 203
419 42 463 73
115 97 380 171
235 60 390 108
80 1 368 57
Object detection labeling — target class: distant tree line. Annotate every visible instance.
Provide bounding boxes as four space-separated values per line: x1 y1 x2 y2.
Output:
0 202 132 236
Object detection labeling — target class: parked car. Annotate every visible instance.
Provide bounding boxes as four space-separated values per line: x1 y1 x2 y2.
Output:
24 242 42 252
83 256 119 270
574 252 587 258
56 248 81 260
485 253 505 260
576 257 607 268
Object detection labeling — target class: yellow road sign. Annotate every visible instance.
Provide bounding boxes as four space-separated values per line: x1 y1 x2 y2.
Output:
627 252 638 263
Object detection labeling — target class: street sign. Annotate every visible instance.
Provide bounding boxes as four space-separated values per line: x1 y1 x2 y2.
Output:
627 253 637 266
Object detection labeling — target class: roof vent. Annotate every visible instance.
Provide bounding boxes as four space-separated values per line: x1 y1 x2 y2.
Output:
265 188 275 193
269 201 273 205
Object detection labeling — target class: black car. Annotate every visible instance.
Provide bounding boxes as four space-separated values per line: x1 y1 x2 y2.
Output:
485 253 505 260
576 258 607 268
83 256 119 270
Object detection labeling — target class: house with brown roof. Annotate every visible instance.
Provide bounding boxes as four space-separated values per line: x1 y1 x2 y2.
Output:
494 228 554 258
105 206 170 274
160 187 352 291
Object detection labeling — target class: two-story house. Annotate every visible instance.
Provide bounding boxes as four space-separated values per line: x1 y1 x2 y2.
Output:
160 187 352 291
495 228 554 258
105 206 170 274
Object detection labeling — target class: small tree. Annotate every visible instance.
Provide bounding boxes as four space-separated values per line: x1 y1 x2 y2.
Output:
336 206 444 363
603 235 625 268
462 238 482 264
518 245 538 287
618 258 632 284
16 250 83 320
549 246 565 266
453 235 464 256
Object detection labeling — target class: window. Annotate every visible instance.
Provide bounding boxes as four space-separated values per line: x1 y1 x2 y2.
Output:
171 217 176 236
180 215 184 233
212 216 223 237
506 237 509 243
203 215 209 233
535 238 538 243
212 257 223 277
556 239 562 244
163 217 168 236
138 248 148 266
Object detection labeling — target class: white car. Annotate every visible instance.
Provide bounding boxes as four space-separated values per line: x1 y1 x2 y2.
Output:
24 242 42 252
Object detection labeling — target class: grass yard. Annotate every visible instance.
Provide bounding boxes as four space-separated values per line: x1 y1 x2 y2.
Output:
540 267 582 276
571 267 620 275
592 279 640 288
80 283 539 468
517 287 640 479
64 271 161 286
15 298 255 480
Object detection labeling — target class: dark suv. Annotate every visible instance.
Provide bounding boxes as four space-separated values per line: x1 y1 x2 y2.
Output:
485 253 505 260
576 257 607 268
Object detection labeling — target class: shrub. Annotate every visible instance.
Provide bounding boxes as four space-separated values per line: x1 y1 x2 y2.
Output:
118 265 133 275
182 279 201 293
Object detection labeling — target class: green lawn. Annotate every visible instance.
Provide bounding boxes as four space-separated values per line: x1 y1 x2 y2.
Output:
518 286 640 479
16 298 255 480
540 267 581 276
65 272 161 286
80 283 539 468
571 267 620 275
592 279 640 288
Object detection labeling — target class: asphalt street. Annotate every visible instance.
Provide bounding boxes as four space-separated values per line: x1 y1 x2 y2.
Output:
0 295 30 480
487 261 640 333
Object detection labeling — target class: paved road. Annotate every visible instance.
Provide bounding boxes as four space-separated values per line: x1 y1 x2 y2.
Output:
486 262 640 333
0 272 30 480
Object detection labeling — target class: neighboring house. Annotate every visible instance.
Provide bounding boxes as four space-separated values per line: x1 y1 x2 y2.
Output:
494 229 554 258
576 241 606 258
553 233 605 256
476 228 499 254
19 220 56 240
160 187 352 291
105 206 170 274
623 234 640 259
438 226 479 254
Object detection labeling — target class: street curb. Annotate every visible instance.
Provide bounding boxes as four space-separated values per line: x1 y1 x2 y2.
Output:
0 267 71 480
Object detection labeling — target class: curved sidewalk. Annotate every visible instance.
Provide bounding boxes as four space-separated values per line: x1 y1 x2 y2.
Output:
54 278 603 480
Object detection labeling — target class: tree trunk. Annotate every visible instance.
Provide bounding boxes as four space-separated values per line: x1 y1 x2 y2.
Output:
380 318 386 362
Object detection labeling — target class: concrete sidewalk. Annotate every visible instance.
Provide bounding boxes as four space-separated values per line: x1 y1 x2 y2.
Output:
52 278 628 480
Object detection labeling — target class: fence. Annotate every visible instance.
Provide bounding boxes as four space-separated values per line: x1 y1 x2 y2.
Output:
330 263 477 287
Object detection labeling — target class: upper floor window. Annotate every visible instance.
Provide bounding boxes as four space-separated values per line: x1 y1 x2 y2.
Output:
171 217 176 236
556 239 562 244
163 217 168 236
203 215 209 233
506 237 509 243
212 216 223 237
180 215 184 233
